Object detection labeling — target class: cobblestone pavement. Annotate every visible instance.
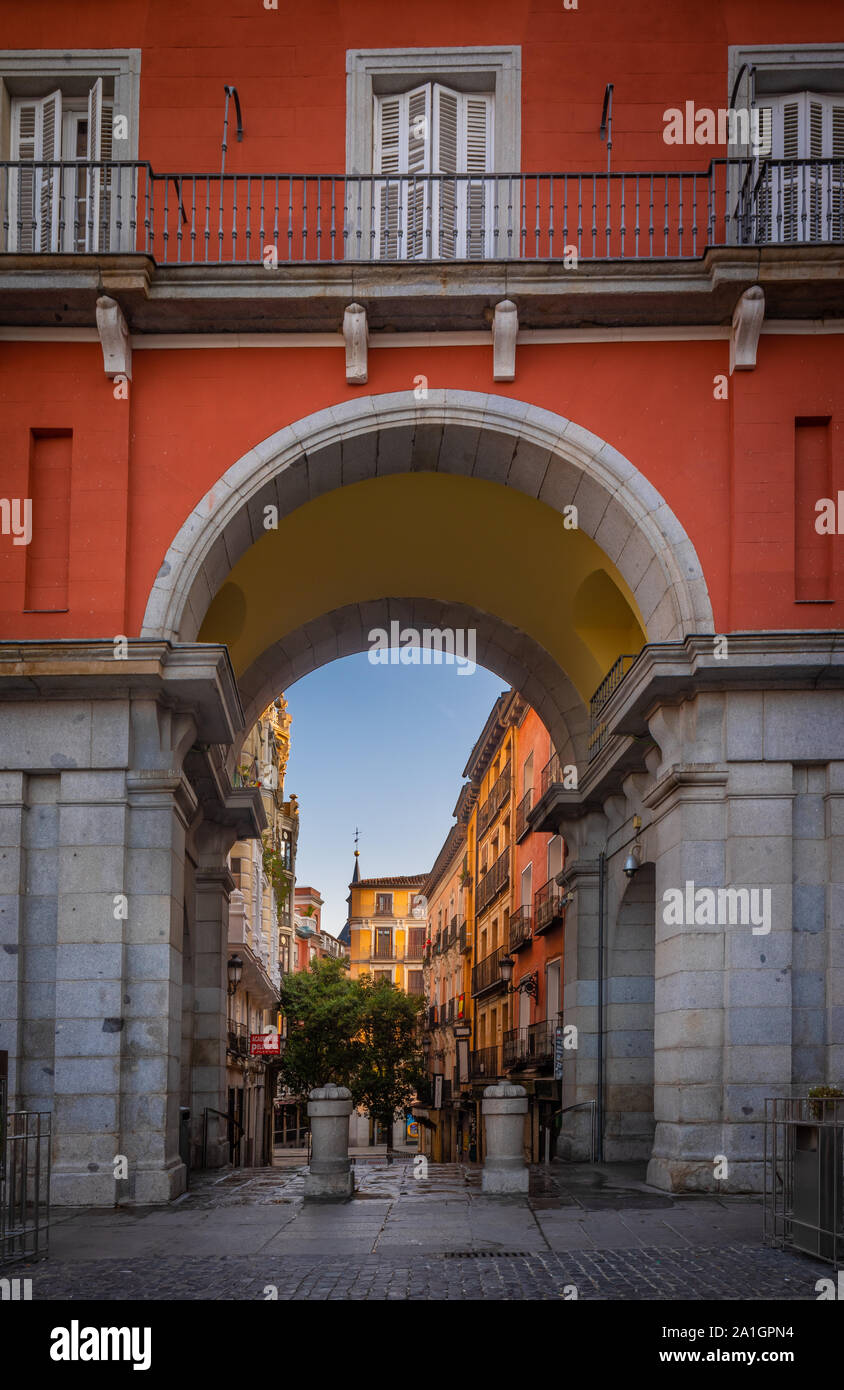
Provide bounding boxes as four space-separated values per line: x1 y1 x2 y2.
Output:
18 1160 827 1301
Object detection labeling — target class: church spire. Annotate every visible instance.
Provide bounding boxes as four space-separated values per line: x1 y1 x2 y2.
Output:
352 827 361 883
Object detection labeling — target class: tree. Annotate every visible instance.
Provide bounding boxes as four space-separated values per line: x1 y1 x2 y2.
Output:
350 974 426 1157
278 956 361 1096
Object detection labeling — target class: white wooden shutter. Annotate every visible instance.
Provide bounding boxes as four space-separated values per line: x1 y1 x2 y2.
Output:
432 85 492 258
11 100 38 251
85 79 113 251
85 78 102 250
11 91 62 252
38 90 62 252
757 92 844 242
373 85 431 259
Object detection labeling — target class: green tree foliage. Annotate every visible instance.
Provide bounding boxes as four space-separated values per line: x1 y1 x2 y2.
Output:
350 974 426 1151
278 956 361 1095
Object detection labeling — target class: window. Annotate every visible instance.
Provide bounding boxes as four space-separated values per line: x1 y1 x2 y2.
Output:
1 50 140 254
546 960 561 1020
728 45 844 245
755 92 844 242
407 970 424 994
9 82 114 252
375 892 393 916
547 835 563 882
373 82 493 259
522 752 534 797
375 926 392 959
520 864 533 909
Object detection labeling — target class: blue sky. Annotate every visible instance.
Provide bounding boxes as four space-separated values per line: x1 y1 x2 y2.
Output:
284 653 505 936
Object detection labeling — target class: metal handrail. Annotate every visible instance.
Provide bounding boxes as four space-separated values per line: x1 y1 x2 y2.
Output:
3 157 840 263
202 1106 244 1169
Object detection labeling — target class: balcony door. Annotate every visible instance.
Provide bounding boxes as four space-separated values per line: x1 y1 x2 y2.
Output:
10 79 113 252
373 83 494 260
753 92 844 243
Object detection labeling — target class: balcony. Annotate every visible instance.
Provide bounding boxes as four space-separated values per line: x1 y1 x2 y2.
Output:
588 653 639 761
448 915 459 947
478 763 511 836
503 1020 556 1073
227 1021 249 1058
8 159 843 266
406 926 425 958
534 878 565 935
508 905 533 953
470 1045 502 1081
373 938 394 960
4 160 839 337
459 921 471 955
515 788 533 841
423 1004 438 1031
540 752 563 798
476 847 510 914
471 944 508 999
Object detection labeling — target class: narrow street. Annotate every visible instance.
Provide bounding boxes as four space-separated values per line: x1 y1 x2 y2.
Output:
22 1161 824 1301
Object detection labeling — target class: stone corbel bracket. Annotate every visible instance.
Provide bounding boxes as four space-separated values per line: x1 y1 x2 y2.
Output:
493 298 518 381
729 285 764 374
343 302 368 385
95 294 132 380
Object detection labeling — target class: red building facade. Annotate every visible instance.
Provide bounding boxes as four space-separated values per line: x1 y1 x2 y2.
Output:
0 3 842 1204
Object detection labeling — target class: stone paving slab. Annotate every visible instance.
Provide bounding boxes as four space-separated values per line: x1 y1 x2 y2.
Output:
16 1245 825 1301
20 1158 826 1300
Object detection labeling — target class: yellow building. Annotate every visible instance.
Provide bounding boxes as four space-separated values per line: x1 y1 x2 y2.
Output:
345 857 427 1147
346 858 427 993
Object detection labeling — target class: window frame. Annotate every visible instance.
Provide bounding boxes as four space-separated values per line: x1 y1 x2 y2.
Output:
346 46 520 177
0 49 140 160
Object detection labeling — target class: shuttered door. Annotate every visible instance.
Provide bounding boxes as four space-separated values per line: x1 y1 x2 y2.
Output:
374 83 493 259
373 84 431 259
432 85 493 257
757 92 844 242
11 91 62 252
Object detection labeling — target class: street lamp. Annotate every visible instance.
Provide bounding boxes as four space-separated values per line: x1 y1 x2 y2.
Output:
498 956 539 998
227 953 243 996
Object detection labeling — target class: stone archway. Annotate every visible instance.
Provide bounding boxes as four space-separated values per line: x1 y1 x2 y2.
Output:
141 390 714 653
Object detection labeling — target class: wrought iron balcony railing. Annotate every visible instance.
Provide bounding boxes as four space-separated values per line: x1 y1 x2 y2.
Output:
503 1020 556 1072
588 653 638 760
459 921 471 955
471 944 508 998
4 158 842 263
478 762 511 836
534 877 565 935
476 847 510 914
470 1045 502 1080
515 788 533 841
508 905 533 953
540 752 562 798
405 926 426 958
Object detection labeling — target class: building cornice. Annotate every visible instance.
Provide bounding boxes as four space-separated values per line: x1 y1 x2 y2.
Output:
1 246 842 335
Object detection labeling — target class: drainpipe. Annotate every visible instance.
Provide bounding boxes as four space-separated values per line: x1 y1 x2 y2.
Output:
597 850 605 1162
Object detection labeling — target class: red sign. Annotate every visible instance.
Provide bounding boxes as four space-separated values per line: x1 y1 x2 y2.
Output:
250 1033 281 1056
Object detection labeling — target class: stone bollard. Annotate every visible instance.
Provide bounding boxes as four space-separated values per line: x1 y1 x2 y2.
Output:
481 1083 529 1193
304 1084 355 1201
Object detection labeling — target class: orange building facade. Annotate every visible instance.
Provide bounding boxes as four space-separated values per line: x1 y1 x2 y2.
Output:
1 3 843 1203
